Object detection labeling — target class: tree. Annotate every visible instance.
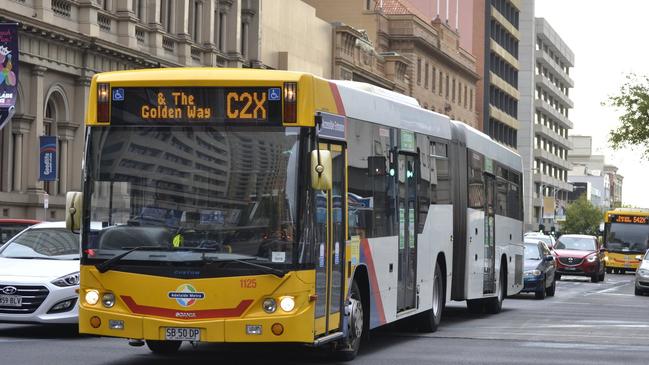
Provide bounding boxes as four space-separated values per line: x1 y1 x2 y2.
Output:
561 195 602 235
605 74 649 157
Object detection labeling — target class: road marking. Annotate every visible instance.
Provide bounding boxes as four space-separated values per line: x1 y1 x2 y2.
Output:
522 341 649 352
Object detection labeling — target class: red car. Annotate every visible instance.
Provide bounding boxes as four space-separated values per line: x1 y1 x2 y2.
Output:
554 234 606 283
0 218 40 245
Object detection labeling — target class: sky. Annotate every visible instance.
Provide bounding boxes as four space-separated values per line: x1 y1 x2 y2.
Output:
534 0 649 207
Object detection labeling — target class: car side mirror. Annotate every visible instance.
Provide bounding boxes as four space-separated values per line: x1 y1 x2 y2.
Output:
544 255 554 262
599 247 606 253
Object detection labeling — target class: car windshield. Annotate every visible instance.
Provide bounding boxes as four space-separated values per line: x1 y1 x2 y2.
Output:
526 235 553 246
83 126 302 267
524 244 541 260
605 222 649 253
0 223 33 245
555 236 596 251
0 228 79 260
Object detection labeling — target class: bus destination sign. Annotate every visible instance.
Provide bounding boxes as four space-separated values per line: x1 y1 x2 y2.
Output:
110 87 283 125
610 215 649 224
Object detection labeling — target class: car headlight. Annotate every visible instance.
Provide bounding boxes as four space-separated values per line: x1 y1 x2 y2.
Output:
587 255 598 262
51 272 80 287
525 269 541 276
638 269 649 278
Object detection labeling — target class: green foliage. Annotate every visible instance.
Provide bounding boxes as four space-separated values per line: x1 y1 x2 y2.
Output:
605 74 649 158
562 195 602 235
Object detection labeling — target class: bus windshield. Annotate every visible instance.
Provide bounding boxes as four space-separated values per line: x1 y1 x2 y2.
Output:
605 222 649 253
82 125 302 268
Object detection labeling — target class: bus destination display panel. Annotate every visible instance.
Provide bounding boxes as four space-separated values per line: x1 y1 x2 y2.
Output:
610 214 649 224
110 87 283 125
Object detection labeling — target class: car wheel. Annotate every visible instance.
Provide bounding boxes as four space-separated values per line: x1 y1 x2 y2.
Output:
555 273 561 281
146 340 182 355
635 286 642 296
546 278 556 297
332 280 364 361
418 264 444 332
598 269 605 282
535 279 547 300
590 274 599 283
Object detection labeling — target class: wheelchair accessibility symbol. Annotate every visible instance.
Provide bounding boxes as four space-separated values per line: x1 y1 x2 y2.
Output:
112 88 125 101
268 88 281 101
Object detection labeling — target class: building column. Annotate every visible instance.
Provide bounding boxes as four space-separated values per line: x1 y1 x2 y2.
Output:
10 115 34 193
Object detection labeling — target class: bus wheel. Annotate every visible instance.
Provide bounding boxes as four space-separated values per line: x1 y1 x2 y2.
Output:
419 264 444 332
485 266 506 314
333 281 363 361
606 268 612 274
146 340 181 354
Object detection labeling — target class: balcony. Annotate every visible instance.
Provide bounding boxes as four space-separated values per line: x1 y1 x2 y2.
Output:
534 123 572 150
533 148 572 171
535 74 574 109
534 99 573 129
537 51 574 88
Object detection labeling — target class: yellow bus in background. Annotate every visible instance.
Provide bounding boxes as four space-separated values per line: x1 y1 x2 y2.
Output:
603 208 649 273
65 68 523 360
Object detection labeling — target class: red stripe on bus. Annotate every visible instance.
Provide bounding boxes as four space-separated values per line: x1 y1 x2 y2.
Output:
121 296 253 319
360 238 386 325
329 82 346 115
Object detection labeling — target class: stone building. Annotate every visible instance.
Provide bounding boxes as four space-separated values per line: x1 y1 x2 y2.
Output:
305 0 480 127
0 0 331 219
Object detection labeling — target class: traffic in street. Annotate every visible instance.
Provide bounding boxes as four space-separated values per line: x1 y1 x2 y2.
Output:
1 273 647 365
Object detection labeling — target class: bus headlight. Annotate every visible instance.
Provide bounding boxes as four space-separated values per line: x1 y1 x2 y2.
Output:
85 290 100 305
262 298 277 313
102 293 115 308
279 296 295 312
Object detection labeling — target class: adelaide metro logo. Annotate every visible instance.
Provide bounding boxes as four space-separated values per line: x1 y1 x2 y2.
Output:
168 284 205 307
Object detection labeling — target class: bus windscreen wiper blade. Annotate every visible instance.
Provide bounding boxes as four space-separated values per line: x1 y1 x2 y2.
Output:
96 246 170 273
203 256 287 278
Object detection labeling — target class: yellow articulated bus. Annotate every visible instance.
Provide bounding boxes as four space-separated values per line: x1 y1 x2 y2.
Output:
66 68 523 359
603 208 649 274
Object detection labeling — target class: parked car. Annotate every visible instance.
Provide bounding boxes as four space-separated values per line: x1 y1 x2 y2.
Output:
554 234 606 283
635 250 649 296
0 219 40 246
524 231 557 249
521 240 557 299
0 221 81 324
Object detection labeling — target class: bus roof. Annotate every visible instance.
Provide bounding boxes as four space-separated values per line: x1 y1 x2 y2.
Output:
92 68 310 84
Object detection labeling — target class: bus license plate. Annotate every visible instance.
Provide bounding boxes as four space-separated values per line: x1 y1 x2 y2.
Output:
165 327 200 341
0 295 22 307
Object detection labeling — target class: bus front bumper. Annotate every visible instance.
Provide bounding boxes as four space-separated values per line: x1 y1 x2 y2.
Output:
79 306 317 343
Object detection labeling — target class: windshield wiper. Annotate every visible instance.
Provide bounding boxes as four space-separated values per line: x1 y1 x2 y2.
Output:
202 255 287 278
96 246 171 273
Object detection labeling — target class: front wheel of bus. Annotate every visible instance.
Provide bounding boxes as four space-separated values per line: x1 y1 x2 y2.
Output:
146 340 181 355
333 281 364 361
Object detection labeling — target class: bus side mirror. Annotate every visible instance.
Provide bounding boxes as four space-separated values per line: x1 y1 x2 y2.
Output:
65 191 83 232
311 150 332 191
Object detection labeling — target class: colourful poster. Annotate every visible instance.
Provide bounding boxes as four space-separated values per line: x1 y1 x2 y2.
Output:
0 23 18 130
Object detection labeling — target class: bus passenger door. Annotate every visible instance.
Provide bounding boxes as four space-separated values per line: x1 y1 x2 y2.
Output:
397 153 418 312
483 173 496 294
314 142 347 336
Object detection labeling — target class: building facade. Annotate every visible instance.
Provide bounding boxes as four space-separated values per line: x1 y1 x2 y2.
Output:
0 0 331 219
518 6 574 231
469 0 521 148
568 135 621 210
305 0 480 127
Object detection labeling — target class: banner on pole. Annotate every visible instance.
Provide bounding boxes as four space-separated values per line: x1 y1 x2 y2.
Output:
39 136 57 181
0 23 19 130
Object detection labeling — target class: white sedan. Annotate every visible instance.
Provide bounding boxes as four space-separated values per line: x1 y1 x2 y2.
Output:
635 250 649 296
0 221 81 324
